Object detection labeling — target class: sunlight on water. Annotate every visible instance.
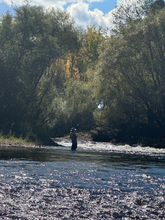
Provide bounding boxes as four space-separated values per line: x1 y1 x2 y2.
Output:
0 142 164 219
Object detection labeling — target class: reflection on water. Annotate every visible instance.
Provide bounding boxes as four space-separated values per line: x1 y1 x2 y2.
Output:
0 143 165 219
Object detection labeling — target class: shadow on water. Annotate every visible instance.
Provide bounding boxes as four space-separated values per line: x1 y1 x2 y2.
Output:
0 146 164 169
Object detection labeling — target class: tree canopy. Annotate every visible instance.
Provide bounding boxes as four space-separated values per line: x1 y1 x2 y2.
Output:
1 1 165 147
95 2 165 145
0 4 80 140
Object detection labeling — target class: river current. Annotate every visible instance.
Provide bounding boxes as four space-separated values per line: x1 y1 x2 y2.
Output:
0 140 165 219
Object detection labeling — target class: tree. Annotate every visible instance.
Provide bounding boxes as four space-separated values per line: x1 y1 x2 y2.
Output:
150 0 165 13
49 25 105 83
97 9 165 145
0 4 80 138
0 13 22 132
112 0 157 32
75 25 105 81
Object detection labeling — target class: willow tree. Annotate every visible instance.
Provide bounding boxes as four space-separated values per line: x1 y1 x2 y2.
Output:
0 3 80 138
97 8 165 145
111 0 158 33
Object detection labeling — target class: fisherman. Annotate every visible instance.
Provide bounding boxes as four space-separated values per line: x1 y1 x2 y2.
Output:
70 128 77 150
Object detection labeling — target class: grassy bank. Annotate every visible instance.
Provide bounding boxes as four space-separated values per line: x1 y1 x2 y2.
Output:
0 131 61 147
0 132 36 147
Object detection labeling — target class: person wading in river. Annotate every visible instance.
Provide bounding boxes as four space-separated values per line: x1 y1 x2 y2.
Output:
70 128 77 150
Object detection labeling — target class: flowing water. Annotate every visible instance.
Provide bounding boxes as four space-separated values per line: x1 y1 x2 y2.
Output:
0 139 165 219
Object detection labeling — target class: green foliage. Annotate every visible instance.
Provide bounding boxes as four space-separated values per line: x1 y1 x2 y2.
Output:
86 25 104 63
150 0 165 14
96 8 165 145
61 79 96 131
112 0 147 32
112 0 165 32
0 4 80 140
1 1 165 147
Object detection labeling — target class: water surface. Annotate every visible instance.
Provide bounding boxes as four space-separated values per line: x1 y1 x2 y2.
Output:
0 141 165 219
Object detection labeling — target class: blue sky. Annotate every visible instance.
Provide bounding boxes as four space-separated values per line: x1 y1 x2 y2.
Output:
0 2 15 15
0 0 118 29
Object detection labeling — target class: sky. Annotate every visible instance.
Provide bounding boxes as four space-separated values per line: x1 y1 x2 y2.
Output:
0 0 118 29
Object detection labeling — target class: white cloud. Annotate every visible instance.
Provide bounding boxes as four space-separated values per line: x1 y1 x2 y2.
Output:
66 1 113 29
2 0 114 29
3 0 104 8
3 0 69 9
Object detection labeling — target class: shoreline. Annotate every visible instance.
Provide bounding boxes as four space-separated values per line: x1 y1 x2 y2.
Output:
0 132 93 148
1 132 164 149
0 139 37 147
0 139 61 147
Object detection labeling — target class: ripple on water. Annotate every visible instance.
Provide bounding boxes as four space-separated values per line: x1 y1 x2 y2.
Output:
0 157 164 219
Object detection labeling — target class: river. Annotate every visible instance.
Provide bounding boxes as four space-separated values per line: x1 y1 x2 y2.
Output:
0 139 165 219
